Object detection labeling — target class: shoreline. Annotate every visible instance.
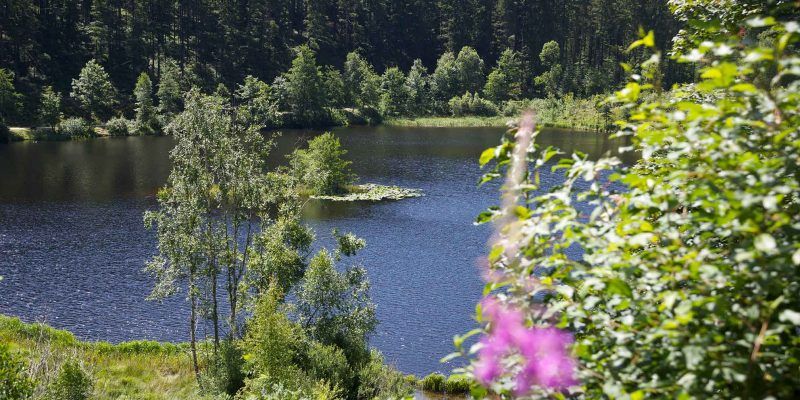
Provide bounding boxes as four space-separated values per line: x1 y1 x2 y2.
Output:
1 315 465 399
5 117 603 143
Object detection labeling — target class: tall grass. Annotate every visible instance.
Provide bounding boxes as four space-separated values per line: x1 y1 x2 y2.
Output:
0 316 201 400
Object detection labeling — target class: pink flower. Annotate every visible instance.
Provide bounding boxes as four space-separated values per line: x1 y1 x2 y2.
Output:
475 297 577 394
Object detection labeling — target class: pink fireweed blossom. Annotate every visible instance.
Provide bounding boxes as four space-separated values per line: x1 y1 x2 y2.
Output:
475 297 577 395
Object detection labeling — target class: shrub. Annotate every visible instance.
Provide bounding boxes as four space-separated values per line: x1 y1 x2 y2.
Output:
105 117 132 136
301 341 350 394
448 92 498 117
356 350 411 399
200 340 245 397
45 361 92 400
469 17 800 399
0 343 34 399
289 132 356 195
444 374 470 394
57 117 93 138
420 373 445 392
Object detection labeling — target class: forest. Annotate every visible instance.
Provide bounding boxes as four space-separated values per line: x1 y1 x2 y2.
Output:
2 0 800 400
1 0 687 133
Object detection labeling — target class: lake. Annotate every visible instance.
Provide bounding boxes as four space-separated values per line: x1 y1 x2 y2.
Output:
0 125 627 377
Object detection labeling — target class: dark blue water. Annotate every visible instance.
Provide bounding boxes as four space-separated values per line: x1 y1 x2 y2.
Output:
0 126 626 376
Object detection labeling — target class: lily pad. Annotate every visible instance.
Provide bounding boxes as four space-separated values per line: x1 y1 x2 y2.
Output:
311 184 423 202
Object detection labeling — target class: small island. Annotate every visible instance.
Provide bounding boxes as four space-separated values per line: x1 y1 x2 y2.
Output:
289 132 422 202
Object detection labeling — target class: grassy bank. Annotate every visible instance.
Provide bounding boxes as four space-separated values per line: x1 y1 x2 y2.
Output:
384 95 614 131
0 315 200 399
383 116 510 128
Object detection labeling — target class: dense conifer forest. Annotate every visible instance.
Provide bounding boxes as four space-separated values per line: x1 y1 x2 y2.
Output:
0 0 686 126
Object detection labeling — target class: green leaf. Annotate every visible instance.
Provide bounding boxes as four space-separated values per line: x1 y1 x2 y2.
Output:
628 30 655 51
479 147 496 166
606 278 633 298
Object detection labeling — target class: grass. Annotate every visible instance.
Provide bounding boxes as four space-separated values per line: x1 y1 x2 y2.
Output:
383 116 510 128
0 315 202 400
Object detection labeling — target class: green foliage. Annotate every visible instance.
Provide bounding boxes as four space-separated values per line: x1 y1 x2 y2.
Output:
133 72 158 135
431 52 459 109
45 361 93 400
355 350 412 400
420 373 445 392
200 340 245 397
284 45 328 124
0 68 21 124
57 117 93 138
241 287 307 391
432 47 485 110
379 67 409 117
472 16 800 399
454 46 485 95
296 248 377 365
38 86 61 129
0 343 34 400
70 59 117 121
534 40 563 97
156 59 183 122
448 92 498 117
323 67 346 108
145 88 279 383
443 374 470 394
502 94 612 131
105 117 132 136
289 132 355 196
235 75 278 129
404 59 433 116
343 52 380 109
246 215 314 297
483 49 524 103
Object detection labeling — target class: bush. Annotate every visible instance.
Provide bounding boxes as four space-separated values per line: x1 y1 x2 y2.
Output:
420 373 445 392
45 361 92 400
200 340 245 397
105 117 132 136
356 350 411 399
0 343 34 399
448 92 498 117
289 132 356 195
444 374 470 394
471 17 800 399
57 117 93 137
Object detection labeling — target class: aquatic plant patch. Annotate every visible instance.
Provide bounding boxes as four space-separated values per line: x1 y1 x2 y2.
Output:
311 184 423 202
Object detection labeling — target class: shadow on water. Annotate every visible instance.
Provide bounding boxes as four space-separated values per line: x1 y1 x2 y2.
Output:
0 126 632 376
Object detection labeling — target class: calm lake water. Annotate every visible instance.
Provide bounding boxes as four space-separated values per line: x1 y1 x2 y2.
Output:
0 126 627 376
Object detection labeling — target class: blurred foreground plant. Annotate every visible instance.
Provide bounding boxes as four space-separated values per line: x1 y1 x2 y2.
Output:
454 13 800 400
